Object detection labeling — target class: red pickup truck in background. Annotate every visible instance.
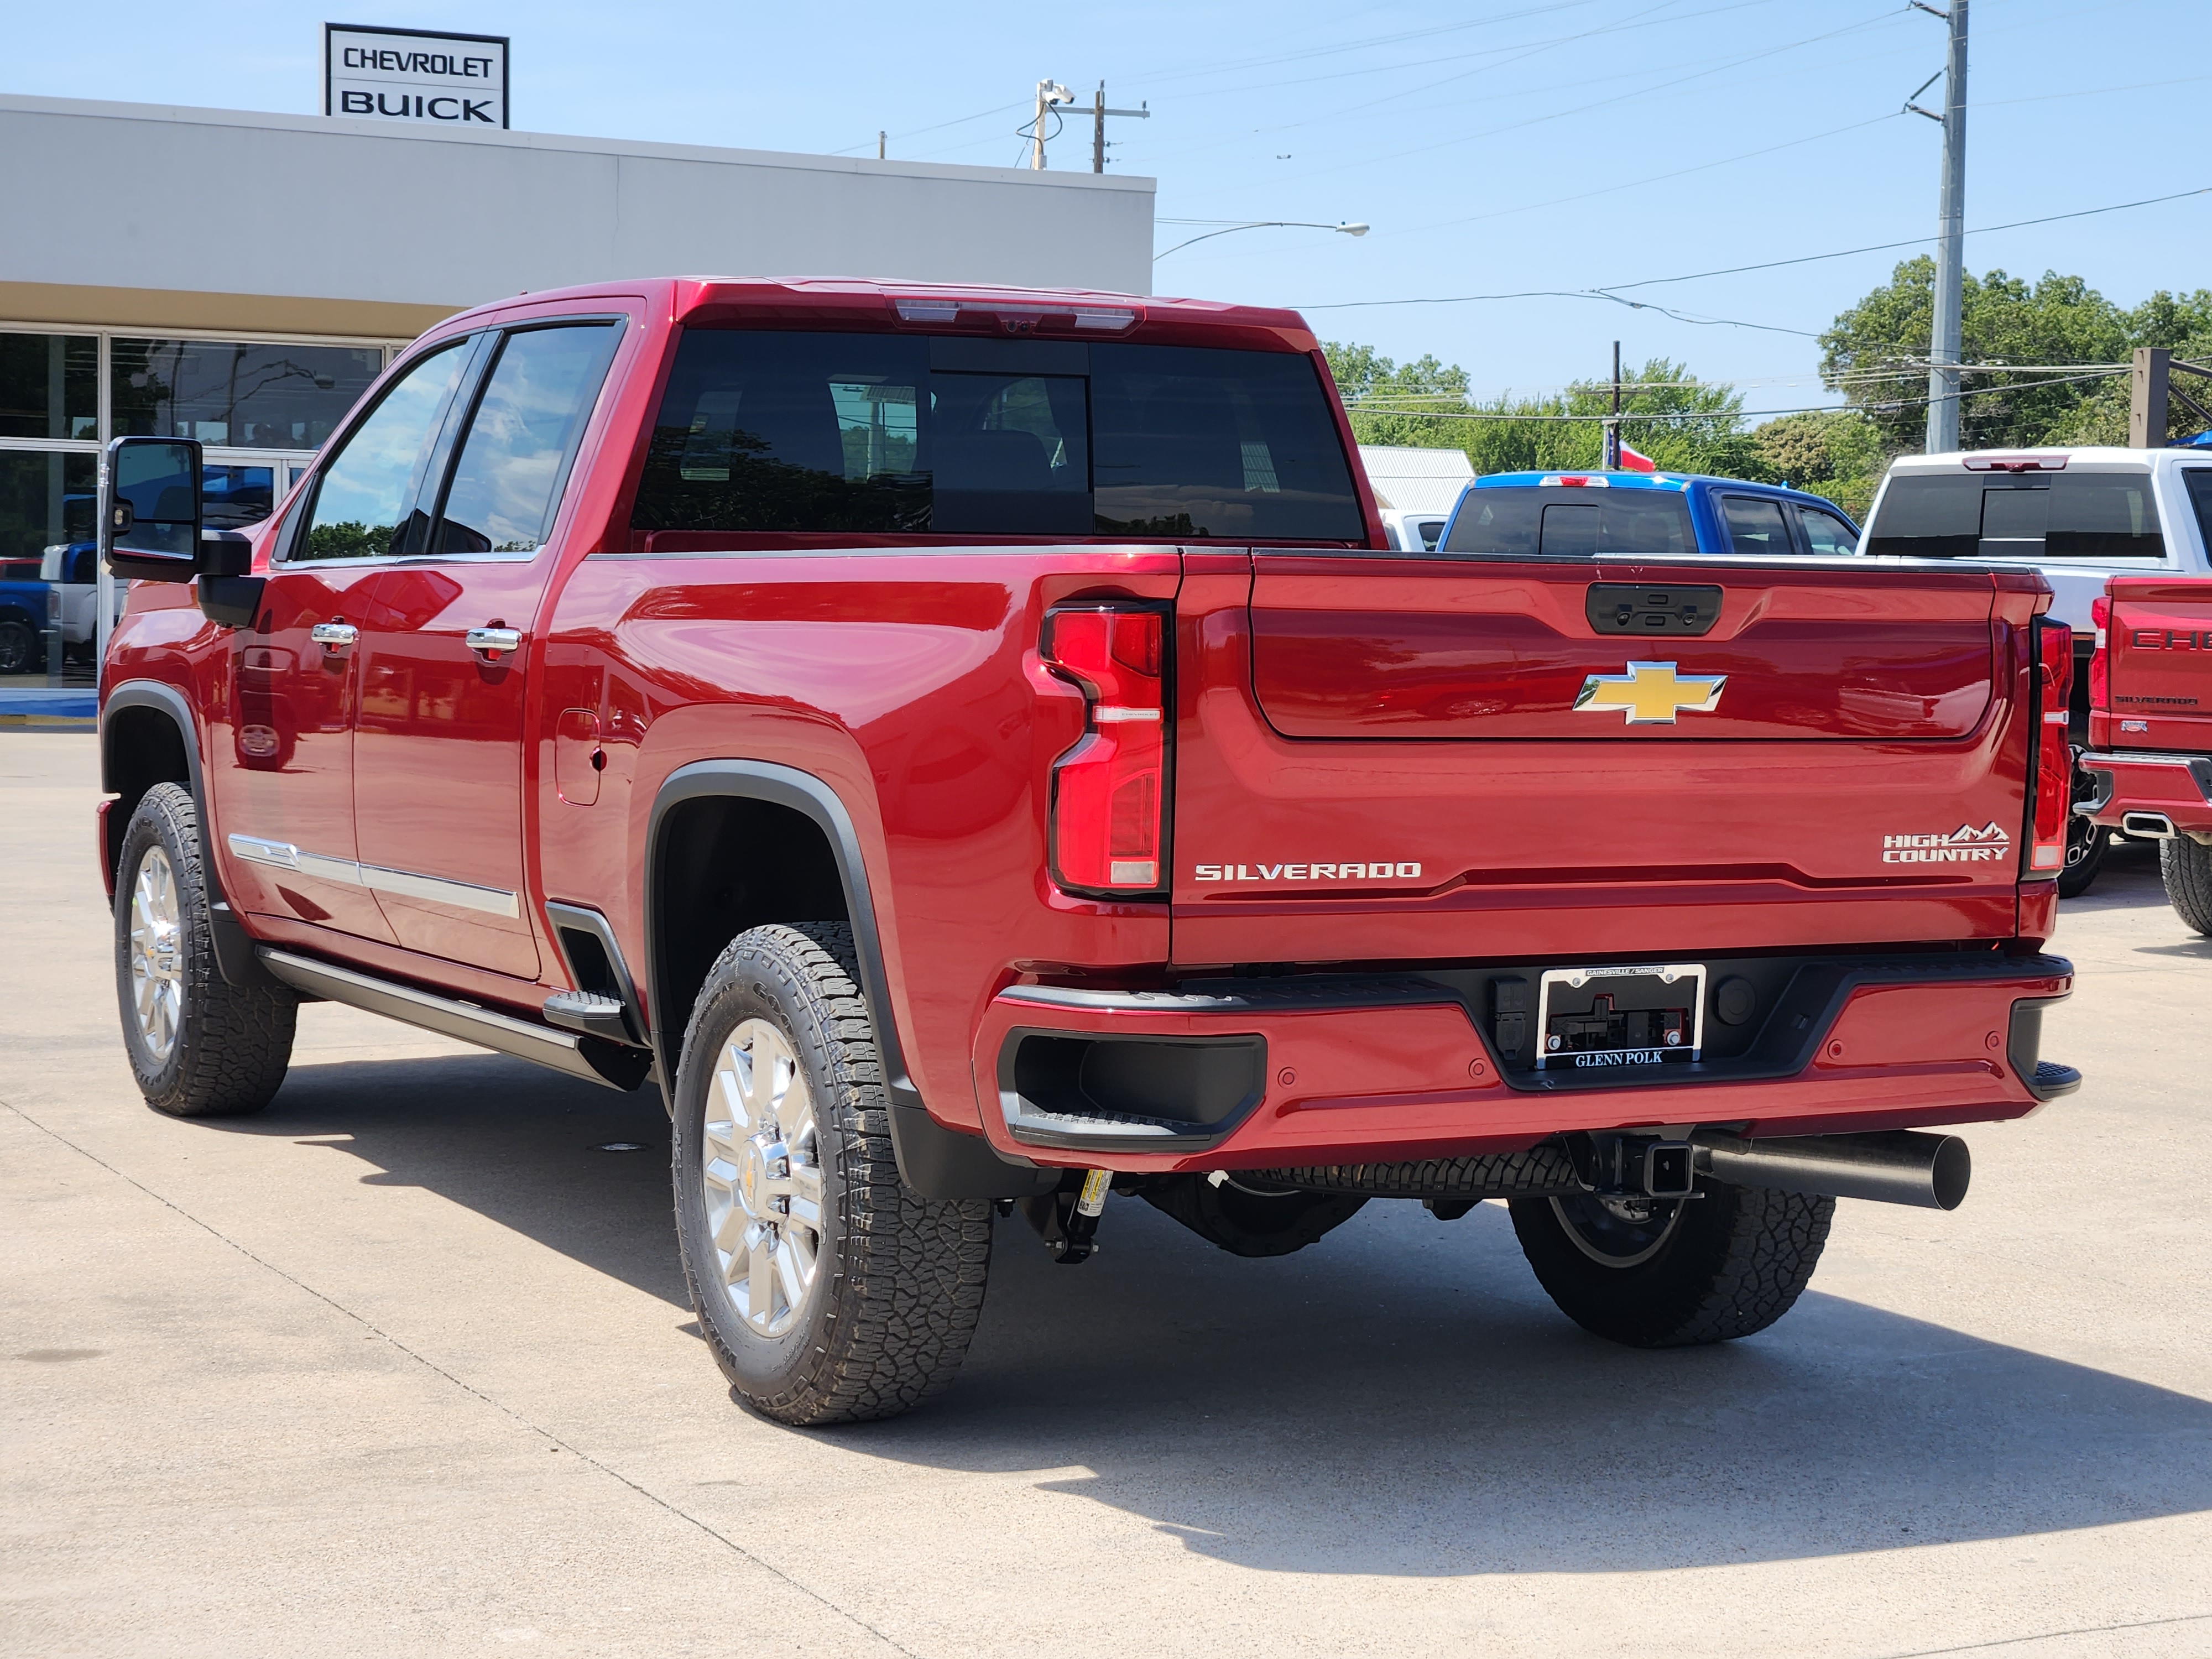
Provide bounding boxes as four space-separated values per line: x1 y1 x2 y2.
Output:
96 278 2077 1425
2081 576 2212 930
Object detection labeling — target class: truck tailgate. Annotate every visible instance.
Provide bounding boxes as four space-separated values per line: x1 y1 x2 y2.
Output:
2106 576 2212 750
1170 553 2041 967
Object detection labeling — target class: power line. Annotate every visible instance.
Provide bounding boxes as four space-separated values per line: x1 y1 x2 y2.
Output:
1301 183 2212 317
1598 184 2212 294
1341 366 2132 425
1281 1 1902 182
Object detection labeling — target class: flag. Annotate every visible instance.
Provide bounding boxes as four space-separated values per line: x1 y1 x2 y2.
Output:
1618 439 1657 472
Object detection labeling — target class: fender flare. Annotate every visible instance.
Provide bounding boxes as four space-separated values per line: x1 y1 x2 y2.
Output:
100 677 273 991
645 759 1054 1200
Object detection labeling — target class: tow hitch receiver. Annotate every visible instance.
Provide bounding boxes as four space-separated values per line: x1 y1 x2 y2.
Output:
1019 1168 1114 1264
1571 1133 1698 1199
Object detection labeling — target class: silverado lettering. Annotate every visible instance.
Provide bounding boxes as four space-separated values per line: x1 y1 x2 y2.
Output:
92 277 2078 1428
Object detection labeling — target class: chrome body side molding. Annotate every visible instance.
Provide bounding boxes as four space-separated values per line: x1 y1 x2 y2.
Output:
226 833 520 917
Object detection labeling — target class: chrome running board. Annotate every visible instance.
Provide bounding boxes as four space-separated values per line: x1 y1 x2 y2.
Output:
257 948 645 1091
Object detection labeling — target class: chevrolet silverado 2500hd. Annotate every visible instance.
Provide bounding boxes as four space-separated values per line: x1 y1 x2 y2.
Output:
2080 575 2212 930
96 278 2078 1425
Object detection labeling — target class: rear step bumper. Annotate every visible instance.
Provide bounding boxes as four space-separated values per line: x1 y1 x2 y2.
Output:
972 954 2074 1171
2080 750 2212 839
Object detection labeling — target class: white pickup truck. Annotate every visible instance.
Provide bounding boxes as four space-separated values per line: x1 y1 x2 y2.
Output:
1861 445 2212 891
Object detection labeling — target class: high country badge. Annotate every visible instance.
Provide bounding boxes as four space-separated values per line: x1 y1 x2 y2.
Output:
1882 822 2011 863
1574 661 1726 724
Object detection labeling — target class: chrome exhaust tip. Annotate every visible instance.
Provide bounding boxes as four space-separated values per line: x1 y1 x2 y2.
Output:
2122 811 2178 839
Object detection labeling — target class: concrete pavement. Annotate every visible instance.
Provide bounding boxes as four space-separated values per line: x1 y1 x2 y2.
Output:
4 729 2209 1658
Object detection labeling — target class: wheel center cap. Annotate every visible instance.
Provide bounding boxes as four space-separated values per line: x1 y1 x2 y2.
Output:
737 1133 786 1220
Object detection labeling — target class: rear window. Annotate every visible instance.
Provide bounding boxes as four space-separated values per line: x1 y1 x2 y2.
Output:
1866 472 2165 560
630 329 1363 541
1442 486 1694 557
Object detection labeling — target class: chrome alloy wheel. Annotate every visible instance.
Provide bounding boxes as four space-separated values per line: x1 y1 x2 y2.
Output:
128 845 185 1063
1550 1192 1684 1269
701 1019 826 1338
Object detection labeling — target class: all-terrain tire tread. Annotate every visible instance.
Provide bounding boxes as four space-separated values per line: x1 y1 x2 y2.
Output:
2160 837 2212 935
1645 1185 1834 1346
1510 1181 1834 1348
677 922 992 1426
116 784 296 1118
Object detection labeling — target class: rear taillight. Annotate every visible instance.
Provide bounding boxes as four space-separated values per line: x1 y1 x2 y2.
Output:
2030 618 2074 875
1041 604 1168 895
2087 594 2110 712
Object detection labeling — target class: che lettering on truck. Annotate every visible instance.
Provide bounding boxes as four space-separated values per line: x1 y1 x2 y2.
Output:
91 276 2077 1429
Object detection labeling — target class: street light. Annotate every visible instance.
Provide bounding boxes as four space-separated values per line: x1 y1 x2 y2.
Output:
1153 220 1369 262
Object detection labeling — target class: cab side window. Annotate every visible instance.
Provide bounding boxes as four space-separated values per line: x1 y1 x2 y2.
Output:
434 323 622 555
1795 504 1859 555
290 340 469 562
1720 494 1793 556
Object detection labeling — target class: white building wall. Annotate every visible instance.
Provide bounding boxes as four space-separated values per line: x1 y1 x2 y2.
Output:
0 94 1156 314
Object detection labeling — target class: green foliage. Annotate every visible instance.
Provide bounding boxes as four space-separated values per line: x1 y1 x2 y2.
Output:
1323 343 1762 477
1323 262 2212 530
1815 259 2212 451
300 519 388 561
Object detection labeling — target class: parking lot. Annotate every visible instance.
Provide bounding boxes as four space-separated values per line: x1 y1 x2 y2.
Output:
3 725 2209 1658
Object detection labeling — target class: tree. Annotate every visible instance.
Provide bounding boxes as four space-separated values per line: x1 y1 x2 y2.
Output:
1322 344 1758 477
1820 258 2131 450
1322 343 1473 448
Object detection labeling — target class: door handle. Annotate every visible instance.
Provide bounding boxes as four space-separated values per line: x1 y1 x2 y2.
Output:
310 622 358 651
466 626 524 662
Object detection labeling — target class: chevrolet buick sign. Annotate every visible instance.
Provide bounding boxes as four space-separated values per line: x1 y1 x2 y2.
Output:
324 24 509 129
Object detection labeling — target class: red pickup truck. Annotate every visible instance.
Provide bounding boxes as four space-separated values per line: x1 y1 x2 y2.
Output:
96 278 2077 1425
2080 576 2212 929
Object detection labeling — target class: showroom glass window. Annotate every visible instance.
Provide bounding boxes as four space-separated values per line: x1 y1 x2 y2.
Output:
0 324 403 690
112 339 382 450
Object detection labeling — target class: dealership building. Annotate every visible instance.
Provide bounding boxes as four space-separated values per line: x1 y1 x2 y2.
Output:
0 89 1156 702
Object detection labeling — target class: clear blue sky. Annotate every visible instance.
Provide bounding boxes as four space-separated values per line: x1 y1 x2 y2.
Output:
11 1 2208 417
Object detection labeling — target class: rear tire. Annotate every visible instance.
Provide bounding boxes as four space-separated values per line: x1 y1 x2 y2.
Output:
1509 1179 1833 1347
0 617 35 675
113 783 296 1117
672 922 993 1425
2161 836 2212 935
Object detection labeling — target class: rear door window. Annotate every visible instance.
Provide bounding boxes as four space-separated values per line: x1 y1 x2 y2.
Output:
1866 472 2165 560
629 329 1363 541
1720 494 1793 555
1794 503 1860 555
1442 486 1694 557
433 322 623 555
2185 470 2212 560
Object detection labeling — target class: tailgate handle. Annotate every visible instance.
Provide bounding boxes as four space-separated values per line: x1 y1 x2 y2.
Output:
1586 583 1722 638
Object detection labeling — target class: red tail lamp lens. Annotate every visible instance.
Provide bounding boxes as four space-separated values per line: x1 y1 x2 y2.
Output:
1041 606 1167 894
2087 594 2110 712
2031 619 2073 875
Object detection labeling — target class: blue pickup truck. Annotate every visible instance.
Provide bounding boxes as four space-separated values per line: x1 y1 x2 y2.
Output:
1437 470 1860 558
0 571 56 675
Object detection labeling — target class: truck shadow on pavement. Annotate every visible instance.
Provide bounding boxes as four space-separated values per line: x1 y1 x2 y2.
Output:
222 1048 2212 1578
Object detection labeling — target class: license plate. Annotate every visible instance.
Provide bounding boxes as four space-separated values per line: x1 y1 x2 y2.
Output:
1535 962 1705 1071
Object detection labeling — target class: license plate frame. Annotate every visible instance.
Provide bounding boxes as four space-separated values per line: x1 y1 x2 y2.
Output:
1535 962 1707 1071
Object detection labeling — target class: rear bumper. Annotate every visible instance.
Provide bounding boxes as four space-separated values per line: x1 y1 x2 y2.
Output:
2080 750 2212 837
968 954 2074 1172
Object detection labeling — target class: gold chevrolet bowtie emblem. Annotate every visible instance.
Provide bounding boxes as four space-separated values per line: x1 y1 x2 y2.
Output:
1574 660 1727 724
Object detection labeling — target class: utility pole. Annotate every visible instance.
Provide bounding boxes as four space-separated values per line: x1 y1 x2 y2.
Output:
1603 341 1623 469
1091 83 1149 173
1909 0 1969 454
2131 347 2212 446
1030 80 1074 169
877 131 885 160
